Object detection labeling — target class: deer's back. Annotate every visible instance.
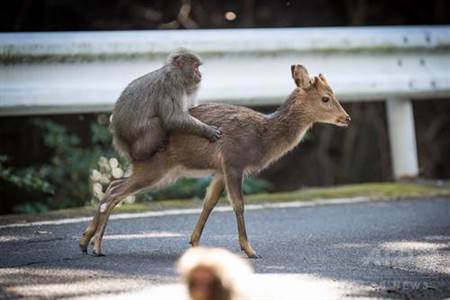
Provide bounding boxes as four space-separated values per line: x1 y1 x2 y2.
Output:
165 103 268 171
191 103 266 130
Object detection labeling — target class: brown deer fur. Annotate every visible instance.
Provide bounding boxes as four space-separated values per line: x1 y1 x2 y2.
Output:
80 64 350 258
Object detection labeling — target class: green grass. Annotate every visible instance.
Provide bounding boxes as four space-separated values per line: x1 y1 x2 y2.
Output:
245 182 450 203
1 181 449 226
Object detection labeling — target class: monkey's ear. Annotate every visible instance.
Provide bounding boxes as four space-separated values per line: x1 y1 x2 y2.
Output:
291 64 311 89
171 55 184 67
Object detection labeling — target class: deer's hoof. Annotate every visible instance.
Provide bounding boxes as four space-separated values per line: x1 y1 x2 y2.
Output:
79 244 88 255
247 253 261 259
92 250 105 257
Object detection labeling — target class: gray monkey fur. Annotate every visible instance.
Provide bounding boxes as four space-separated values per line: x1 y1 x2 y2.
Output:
110 48 222 162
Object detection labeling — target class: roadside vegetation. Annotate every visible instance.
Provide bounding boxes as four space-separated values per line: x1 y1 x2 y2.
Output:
1 181 449 225
1 116 449 217
0 116 270 214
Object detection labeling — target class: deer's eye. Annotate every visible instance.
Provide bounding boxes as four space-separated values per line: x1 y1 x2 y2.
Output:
322 96 330 103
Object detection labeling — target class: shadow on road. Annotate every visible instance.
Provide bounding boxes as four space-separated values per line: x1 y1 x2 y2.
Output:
0 198 449 299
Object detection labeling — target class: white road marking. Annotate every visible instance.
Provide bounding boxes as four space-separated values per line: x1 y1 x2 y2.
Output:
103 231 184 240
0 196 370 229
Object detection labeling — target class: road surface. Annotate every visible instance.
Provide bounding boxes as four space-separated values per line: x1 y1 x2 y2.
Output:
0 197 449 299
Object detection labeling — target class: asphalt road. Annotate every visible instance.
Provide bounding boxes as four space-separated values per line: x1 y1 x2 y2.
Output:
0 197 449 299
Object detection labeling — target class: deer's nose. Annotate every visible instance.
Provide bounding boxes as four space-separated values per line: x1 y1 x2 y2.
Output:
345 116 351 124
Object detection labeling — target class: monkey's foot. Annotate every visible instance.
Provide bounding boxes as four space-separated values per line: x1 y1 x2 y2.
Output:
157 139 170 152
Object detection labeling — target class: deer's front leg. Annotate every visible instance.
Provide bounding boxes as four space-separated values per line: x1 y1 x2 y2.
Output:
190 175 224 246
224 169 258 258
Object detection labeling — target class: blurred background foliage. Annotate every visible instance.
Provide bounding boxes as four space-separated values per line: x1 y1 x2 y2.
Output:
1 100 449 215
0 0 449 214
1 0 449 31
0 116 270 214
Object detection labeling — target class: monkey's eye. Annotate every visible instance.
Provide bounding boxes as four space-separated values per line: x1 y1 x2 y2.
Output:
322 96 330 103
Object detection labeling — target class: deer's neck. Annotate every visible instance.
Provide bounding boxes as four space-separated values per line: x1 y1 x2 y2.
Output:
264 91 313 158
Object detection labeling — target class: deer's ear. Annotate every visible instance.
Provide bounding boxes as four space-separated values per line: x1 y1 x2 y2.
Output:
313 76 319 87
318 73 328 85
291 64 311 89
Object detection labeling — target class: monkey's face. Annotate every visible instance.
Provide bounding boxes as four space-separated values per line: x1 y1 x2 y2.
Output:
179 60 201 84
170 50 203 85
188 266 223 300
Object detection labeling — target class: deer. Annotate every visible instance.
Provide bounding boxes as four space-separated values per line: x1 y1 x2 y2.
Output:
80 64 351 258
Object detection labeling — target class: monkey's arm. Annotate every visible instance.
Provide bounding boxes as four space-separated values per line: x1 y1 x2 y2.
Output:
159 98 222 142
166 114 222 142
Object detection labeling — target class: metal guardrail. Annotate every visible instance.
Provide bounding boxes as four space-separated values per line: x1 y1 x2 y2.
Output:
1 26 450 179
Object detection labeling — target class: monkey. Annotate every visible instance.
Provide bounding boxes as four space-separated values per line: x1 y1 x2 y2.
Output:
177 247 253 300
110 48 222 161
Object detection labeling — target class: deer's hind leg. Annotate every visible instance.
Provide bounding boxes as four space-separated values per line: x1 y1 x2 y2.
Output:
80 178 126 254
81 159 169 256
91 178 143 256
190 174 224 247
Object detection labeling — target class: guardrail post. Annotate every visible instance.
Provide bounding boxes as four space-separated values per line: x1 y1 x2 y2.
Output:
386 98 419 179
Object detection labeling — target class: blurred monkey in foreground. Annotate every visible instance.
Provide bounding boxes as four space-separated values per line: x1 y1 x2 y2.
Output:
111 48 222 161
177 247 253 300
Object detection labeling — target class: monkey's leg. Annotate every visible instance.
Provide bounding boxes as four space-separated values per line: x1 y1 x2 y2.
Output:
130 119 166 161
224 168 258 259
80 178 126 254
190 175 224 247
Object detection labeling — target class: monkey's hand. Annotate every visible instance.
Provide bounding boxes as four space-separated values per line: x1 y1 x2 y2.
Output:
205 126 222 142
